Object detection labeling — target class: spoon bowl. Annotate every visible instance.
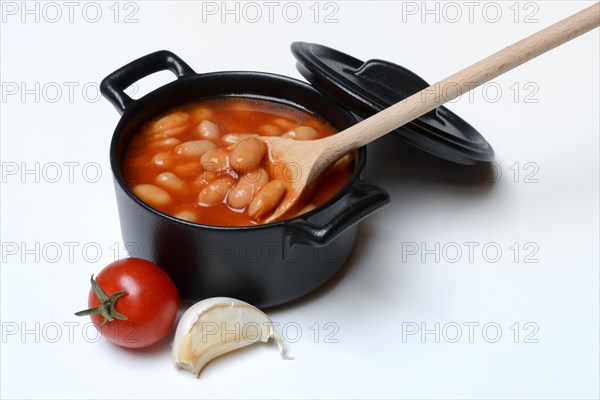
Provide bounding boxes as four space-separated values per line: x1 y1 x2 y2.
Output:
262 135 341 222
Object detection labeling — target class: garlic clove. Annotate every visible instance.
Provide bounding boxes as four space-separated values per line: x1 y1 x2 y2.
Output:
172 297 292 377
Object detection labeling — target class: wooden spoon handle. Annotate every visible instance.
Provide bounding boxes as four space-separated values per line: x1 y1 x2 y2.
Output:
328 3 599 153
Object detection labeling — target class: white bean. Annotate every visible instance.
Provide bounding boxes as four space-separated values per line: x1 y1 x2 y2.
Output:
197 120 220 141
132 184 172 208
200 148 229 172
152 151 172 167
173 210 198 223
248 180 286 219
194 170 220 187
198 176 236 206
272 118 296 130
151 111 190 134
149 126 187 140
171 161 202 179
146 138 181 151
282 125 320 140
155 172 186 193
243 166 270 187
258 124 280 137
229 137 265 173
191 107 214 120
227 167 269 209
227 181 253 209
222 133 258 145
174 140 217 158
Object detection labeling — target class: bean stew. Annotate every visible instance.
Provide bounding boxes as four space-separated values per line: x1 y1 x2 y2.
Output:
123 97 354 226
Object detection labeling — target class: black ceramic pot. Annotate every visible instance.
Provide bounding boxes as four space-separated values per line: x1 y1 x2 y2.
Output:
101 50 390 308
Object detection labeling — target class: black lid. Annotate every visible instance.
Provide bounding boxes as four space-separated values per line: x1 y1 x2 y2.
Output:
291 42 494 165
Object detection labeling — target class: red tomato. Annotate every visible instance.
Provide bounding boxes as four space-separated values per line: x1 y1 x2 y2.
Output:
76 258 179 349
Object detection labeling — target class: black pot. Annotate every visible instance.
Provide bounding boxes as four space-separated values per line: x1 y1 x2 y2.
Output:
101 50 390 308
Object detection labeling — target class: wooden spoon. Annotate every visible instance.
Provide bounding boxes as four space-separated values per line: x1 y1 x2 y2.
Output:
263 4 599 223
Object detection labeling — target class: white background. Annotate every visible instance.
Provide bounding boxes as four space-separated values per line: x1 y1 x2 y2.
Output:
1 1 599 399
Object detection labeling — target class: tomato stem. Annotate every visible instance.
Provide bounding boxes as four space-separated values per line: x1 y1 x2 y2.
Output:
74 275 128 327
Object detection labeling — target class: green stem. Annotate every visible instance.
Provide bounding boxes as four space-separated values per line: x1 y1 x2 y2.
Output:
74 275 128 327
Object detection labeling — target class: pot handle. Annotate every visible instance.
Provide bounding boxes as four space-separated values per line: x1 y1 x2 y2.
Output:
284 181 390 248
100 50 195 114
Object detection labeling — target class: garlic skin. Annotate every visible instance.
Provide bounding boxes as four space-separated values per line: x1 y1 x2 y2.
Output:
172 297 291 377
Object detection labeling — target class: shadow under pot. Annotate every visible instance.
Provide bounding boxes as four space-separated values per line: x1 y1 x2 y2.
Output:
101 50 390 308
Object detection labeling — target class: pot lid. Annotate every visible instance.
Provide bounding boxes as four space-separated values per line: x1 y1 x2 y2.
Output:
291 42 494 165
